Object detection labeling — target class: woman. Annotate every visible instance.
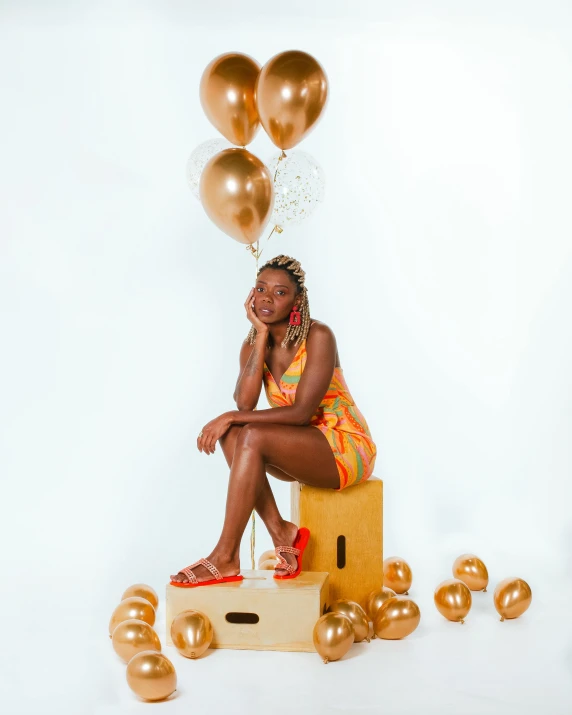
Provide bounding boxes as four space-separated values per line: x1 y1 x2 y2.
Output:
170 254 377 587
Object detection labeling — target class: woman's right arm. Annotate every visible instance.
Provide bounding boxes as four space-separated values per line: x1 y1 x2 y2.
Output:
232 287 269 410
233 332 268 410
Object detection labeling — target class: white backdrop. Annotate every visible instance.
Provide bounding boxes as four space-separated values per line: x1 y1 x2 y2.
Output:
2 2 572 713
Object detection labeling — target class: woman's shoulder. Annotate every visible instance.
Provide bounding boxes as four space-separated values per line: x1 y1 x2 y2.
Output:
307 319 336 346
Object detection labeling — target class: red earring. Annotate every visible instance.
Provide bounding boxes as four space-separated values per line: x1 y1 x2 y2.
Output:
289 305 301 326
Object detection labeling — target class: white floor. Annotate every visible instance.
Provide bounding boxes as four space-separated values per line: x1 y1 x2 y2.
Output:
7 561 569 715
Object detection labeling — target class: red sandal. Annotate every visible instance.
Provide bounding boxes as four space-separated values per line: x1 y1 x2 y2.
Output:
170 557 243 588
273 527 311 580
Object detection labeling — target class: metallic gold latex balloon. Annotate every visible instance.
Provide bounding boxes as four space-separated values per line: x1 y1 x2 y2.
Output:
434 579 472 623
328 600 370 643
259 558 279 570
199 148 274 245
126 651 177 702
373 597 421 640
121 583 159 610
109 597 156 637
170 610 213 659
112 619 161 663
493 577 532 621
255 50 328 150
313 613 354 664
258 549 278 567
200 53 261 146
383 557 413 594
452 554 489 592
365 587 397 621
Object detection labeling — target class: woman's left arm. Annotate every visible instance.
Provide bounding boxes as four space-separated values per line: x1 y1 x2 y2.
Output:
197 325 337 454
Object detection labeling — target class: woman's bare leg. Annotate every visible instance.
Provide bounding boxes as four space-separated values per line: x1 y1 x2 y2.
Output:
170 423 340 583
218 425 299 575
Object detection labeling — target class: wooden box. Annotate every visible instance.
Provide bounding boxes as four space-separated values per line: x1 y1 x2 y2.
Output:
290 476 383 612
166 569 329 652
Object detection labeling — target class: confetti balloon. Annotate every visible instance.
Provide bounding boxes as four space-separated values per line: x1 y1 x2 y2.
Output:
186 137 233 200
266 150 325 229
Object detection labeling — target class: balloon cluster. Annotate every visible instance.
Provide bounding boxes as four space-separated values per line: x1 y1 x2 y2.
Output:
108 583 177 702
187 50 329 248
435 553 532 624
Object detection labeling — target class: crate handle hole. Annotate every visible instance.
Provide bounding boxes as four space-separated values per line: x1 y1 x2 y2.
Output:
225 612 260 624
337 535 346 569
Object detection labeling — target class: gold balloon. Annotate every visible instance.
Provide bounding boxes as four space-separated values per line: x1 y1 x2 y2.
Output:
200 53 261 146
259 558 279 570
452 554 489 591
373 597 421 640
493 577 532 621
383 557 413 594
365 587 397 621
121 583 159 610
434 579 472 623
109 597 155 637
255 50 328 150
199 148 274 245
126 651 176 702
313 613 354 664
258 549 277 567
112 619 161 663
170 610 213 659
328 600 370 643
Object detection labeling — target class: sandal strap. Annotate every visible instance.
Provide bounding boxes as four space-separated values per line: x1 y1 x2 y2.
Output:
275 545 301 556
274 546 299 574
178 558 222 583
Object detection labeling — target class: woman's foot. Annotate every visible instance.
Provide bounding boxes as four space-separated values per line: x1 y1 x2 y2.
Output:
269 520 300 576
170 551 240 584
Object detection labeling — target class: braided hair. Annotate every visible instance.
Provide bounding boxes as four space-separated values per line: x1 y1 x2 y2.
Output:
246 254 311 348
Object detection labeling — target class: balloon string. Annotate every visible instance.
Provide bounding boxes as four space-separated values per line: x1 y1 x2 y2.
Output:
247 150 287 569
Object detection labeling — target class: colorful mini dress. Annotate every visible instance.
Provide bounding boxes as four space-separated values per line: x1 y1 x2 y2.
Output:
262 334 377 491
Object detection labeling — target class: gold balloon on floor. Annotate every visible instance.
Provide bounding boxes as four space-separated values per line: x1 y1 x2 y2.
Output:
170 610 213 659
258 549 278 567
452 554 489 592
200 53 261 146
126 651 177 702
255 50 328 150
109 596 155 637
493 577 532 621
373 597 421 640
434 579 472 623
328 599 370 643
365 587 397 621
383 557 413 594
121 583 159 610
259 558 279 570
313 613 354 664
112 619 161 663
199 148 274 245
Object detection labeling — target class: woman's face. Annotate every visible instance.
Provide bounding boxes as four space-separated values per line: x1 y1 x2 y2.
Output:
254 268 299 324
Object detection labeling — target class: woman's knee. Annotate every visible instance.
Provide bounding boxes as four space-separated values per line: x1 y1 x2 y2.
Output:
236 423 267 451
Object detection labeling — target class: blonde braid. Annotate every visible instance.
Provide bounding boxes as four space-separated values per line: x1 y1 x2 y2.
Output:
245 255 311 348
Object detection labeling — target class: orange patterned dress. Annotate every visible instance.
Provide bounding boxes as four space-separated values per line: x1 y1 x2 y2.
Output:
262 334 377 491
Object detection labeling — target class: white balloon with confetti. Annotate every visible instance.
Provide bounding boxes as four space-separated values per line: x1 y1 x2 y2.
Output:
186 137 232 200
266 150 325 229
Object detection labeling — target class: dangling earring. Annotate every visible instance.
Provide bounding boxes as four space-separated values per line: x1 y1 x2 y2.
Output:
289 304 301 326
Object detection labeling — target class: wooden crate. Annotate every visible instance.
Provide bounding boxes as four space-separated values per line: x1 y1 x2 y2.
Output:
291 477 383 612
166 569 329 652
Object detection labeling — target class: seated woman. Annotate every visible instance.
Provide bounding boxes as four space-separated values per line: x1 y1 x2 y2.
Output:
170 254 377 587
